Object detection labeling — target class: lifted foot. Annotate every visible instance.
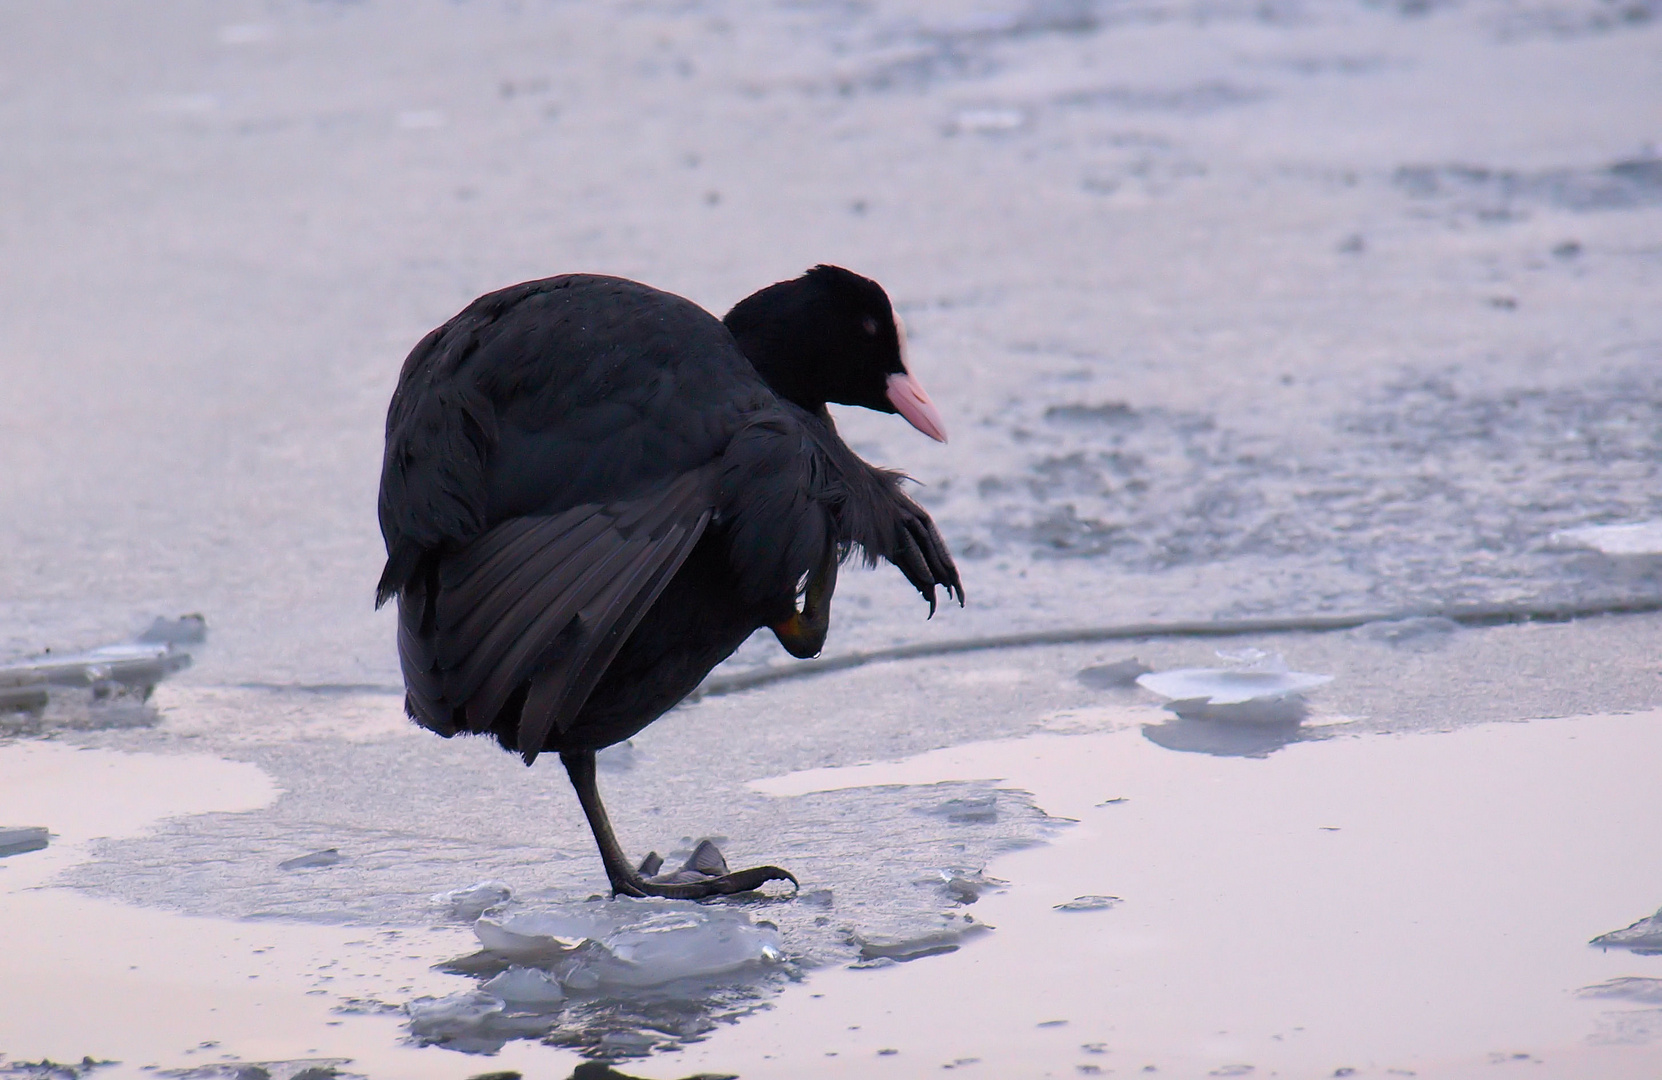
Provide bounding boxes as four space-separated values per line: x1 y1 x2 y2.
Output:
562 750 798 900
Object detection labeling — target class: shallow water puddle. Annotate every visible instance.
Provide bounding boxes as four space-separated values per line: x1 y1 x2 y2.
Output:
0 742 581 1078
709 711 1662 1078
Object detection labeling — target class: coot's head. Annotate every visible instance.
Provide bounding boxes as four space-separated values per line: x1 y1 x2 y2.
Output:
723 264 947 442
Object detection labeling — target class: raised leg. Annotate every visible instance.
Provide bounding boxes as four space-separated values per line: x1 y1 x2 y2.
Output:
770 542 839 659
560 749 797 899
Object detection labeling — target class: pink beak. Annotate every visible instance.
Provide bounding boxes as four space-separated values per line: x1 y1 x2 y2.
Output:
885 371 948 443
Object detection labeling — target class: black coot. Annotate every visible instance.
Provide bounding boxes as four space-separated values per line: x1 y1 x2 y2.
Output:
377 265 962 898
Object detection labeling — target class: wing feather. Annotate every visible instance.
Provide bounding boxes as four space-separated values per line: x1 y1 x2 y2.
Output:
395 469 716 757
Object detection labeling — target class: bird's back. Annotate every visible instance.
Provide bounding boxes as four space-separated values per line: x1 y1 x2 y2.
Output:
379 274 772 592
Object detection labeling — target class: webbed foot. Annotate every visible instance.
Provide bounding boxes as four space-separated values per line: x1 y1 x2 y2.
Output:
612 839 797 899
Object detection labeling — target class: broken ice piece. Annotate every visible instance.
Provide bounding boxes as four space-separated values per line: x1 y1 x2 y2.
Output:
1054 895 1120 912
135 613 208 646
1549 520 1662 556
481 965 565 1007
1137 651 1331 719
0 675 49 714
433 880 512 921
852 920 991 962
0 826 50 857
927 868 1006 905
473 900 784 990
1590 906 1662 955
1577 977 1662 1004
278 848 344 871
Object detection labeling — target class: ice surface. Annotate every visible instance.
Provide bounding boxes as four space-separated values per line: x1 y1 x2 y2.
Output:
1137 651 1332 725
1550 520 1662 557
0 826 50 858
277 849 343 871
1590 906 1662 955
1356 617 1461 649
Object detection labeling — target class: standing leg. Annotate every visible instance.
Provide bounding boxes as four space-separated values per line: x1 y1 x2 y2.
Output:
561 749 797 899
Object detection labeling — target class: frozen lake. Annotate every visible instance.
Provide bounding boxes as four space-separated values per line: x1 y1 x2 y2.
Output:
2 0 1660 1077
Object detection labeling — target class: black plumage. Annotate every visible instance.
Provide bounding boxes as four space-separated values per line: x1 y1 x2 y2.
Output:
377 267 961 897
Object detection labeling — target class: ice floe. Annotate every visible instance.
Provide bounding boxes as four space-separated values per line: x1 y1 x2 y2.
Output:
0 827 49 858
1137 650 1332 724
1591 906 1662 955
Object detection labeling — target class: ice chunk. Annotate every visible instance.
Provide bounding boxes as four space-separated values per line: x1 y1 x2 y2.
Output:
1138 650 1332 706
0 641 190 692
473 909 608 961
1054 895 1120 912
1549 520 1662 556
1591 906 1662 955
135 613 207 646
278 848 343 871
404 990 551 1053
924 868 1006 905
852 918 991 962
0 618 203 718
0 826 50 857
1578 977 1662 1004
481 966 565 1006
432 880 511 921
0 674 49 714
473 899 784 993
563 906 783 991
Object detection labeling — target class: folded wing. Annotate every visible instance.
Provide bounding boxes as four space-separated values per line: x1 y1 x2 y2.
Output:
398 468 716 762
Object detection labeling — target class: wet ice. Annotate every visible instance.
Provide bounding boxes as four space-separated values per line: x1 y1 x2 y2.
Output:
411 897 786 1055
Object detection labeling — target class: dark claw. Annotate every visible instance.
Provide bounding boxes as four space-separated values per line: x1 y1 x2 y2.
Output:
892 523 937 614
